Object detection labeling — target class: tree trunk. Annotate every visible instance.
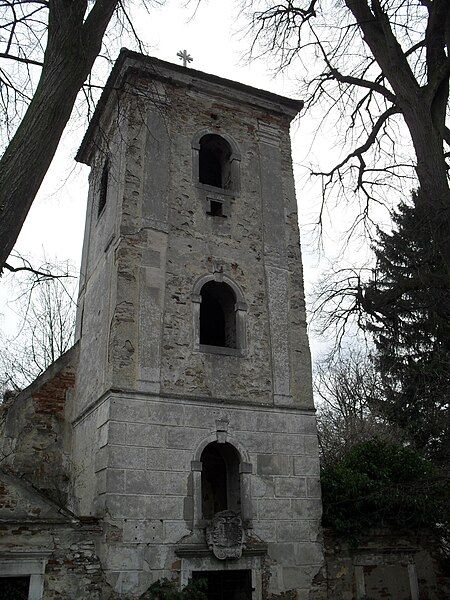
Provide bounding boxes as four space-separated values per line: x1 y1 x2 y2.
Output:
345 0 450 268
0 0 118 270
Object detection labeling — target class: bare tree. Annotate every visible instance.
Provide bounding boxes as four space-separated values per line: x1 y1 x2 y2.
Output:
315 350 401 465
0 0 155 270
0 260 77 393
246 1 449 249
247 0 450 203
246 0 450 352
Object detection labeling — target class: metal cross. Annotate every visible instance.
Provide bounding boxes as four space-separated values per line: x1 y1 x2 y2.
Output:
177 49 193 68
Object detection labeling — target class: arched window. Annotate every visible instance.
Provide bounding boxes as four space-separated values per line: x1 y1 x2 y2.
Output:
192 274 247 356
201 442 241 520
200 281 236 348
199 134 233 190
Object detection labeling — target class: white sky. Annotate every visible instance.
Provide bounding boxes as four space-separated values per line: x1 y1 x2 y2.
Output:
0 0 374 360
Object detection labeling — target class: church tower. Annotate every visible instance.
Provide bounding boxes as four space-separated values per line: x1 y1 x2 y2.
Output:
73 50 323 598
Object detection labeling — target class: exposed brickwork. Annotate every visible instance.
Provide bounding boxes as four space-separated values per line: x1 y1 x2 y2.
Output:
34 370 75 416
43 535 104 600
270 591 297 600
0 480 15 510
0 346 78 504
0 515 105 600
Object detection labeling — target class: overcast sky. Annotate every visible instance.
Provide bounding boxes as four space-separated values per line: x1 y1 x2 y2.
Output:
0 0 373 360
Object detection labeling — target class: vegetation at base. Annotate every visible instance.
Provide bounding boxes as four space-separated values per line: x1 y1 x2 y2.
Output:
321 439 449 541
143 578 207 600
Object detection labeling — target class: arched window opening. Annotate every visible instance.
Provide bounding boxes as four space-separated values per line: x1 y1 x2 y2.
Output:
200 281 236 348
201 442 241 520
199 134 232 189
98 158 109 217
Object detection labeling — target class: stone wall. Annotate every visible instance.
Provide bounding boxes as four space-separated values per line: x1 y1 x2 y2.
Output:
0 344 78 504
0 510 104 600
315 529 450 600
0 344 106 600
90 393 323 597
74 59 313 417
74 108 126 414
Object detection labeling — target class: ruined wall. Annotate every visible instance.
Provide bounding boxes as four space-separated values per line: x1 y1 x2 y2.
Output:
0 345 78 503
0 500 104 600
0 344 107 600
317 529 450 600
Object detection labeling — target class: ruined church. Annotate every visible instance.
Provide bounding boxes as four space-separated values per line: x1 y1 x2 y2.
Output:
0 51 324 599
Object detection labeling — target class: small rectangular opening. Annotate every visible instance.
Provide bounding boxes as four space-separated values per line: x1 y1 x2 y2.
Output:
192 570 252 600
0 576 30 599
97 158 109 218
208 200 224 217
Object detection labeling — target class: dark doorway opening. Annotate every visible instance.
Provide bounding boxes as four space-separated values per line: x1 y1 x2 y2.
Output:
199 281 236 348
193 570 252 600
0 576 30 600
201 441 241 520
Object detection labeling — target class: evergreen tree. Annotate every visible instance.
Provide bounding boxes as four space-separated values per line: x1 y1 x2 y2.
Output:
363 191 450 464
321 439 449 540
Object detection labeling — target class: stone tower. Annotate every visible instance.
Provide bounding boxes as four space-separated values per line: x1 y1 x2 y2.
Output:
72 50 323 599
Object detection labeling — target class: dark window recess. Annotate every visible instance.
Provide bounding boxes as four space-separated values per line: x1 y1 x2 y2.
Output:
207 200 224 217
201 441 241 520
200 281 236 348
199 134 232 189
0 576 30 600
98 159 109 216
192 570 252 600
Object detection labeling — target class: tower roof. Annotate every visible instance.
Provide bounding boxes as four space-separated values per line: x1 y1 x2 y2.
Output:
76 49 304 165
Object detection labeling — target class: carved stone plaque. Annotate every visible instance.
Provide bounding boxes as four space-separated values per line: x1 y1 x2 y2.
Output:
206 510 245 560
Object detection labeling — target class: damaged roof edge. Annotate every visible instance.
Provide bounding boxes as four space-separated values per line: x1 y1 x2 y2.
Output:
76 48 304 165
1 342 79 410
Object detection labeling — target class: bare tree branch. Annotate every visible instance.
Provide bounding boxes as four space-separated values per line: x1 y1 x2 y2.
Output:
0 0 158 269
0 52 43 66
312 106 401 180
0 259 77 392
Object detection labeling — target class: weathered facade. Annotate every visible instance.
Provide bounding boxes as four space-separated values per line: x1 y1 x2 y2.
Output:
0 346 105 600
71 51 322 598
1 51 449 600
321 529 450 600
1 51 323 599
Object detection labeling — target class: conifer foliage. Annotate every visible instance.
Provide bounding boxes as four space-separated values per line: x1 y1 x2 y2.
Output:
363 192 450 464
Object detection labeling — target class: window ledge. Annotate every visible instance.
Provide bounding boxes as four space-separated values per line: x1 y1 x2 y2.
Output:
198 344 243 357
196 183 237 197
206 212 227 218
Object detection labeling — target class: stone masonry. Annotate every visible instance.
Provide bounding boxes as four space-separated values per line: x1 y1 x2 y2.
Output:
0 50 323 600
71 50 323 598
1 50 449 600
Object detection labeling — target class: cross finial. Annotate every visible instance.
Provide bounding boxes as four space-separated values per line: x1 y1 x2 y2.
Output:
177 49 193 68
